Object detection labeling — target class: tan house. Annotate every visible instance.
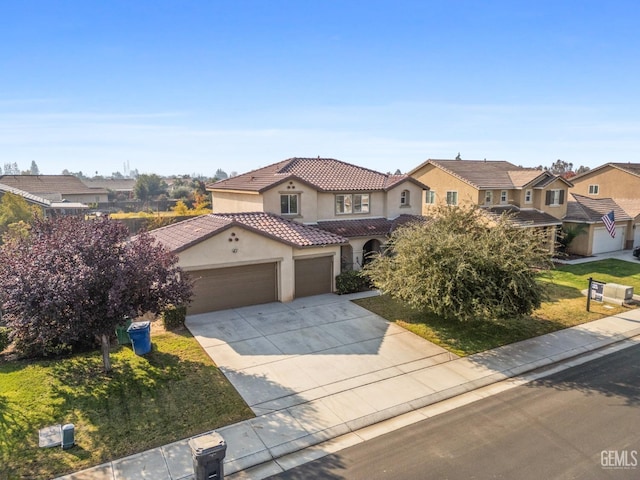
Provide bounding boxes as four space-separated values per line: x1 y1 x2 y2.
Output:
563 194 634 255
208 157 427 270
148 212 347 313
0 175 109 205
409 159 573 251
0 183 88 217
570 163 640 199
567 163 640 252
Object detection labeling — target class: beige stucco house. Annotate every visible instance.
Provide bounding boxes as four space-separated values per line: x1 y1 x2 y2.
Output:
148 212 347 313
564 163 640 253
0 175 109 205
208 157 427 271
409 159 573 251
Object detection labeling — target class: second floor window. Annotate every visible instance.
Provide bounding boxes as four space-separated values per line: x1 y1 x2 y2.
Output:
546 189 565 206
336 193 369 214
400 190 410 206
425 190 436 204
280 194 298 215
524 189 532 203
446 191 458 206
588 184 599 195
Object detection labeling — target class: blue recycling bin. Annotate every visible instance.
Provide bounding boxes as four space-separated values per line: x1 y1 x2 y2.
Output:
127 321 152 355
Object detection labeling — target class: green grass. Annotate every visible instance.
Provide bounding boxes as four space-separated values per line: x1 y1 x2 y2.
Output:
0 330 253 480
355 259 640 357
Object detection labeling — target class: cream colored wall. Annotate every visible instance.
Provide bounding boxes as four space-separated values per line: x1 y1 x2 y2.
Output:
411 164 480 215
176 226 341 302
571 167 640 198
211 191 264 213
480 189 521 207
348 236 388 270
263 182 319 222
66 193 108 203
316 191 386 221
386 182 424 218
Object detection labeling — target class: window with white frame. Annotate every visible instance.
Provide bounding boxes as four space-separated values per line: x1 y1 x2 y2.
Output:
280 194 299 215
335 193 369 214
484 191 493 205
500 190 508 204
546 189 564 206
425 190 436 204
400 190 410 206
588 184 599 195
524 189 532 204
446 191 458 206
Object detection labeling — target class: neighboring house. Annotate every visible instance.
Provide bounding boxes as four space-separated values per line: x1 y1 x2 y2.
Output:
570 162 640 199
563 194 634 255
567 162 640 251
148 212 347 313
409 159 573 251
0 183 88 217
208 157 427 270
82 178 136 199
0 175 109 205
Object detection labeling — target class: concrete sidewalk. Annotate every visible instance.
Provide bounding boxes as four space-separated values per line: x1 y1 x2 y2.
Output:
55 306 640 480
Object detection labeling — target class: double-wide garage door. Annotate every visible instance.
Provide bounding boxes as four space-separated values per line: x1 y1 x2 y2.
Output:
188 263 277 314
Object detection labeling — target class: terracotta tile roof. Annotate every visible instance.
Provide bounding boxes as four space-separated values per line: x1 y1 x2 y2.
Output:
0 175 108 196
565 194 632 223
147 212 348 252
317 215 424 237
410 159 571 189
207 158 427 193
485 205 562 227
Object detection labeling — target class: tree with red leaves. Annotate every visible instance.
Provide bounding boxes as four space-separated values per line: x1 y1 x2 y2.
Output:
0 216 192 372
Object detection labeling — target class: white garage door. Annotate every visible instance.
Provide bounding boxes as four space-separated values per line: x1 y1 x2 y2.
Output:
593 226 626 254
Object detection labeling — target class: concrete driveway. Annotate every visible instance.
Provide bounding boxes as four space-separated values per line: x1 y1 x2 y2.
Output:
186 292 456 415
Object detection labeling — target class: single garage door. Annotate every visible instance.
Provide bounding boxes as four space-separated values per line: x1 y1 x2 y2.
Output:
295 256 333 298
188 263 277 314
593 226 626 254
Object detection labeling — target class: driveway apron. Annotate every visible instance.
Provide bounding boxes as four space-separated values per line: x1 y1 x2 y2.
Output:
186 292 455 414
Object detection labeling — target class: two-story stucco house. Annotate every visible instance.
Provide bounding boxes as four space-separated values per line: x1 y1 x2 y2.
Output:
564 163 640 254
209 157 427 270
148 157 427 314
409 159 573 251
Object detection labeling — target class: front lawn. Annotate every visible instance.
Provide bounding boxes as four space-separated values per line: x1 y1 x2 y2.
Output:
355 259 639 357
0 330 253 480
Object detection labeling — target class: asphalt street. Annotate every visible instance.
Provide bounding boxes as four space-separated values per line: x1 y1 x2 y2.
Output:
267 343 640 480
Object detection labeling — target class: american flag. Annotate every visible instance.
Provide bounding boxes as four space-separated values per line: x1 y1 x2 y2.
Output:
601 210 615 238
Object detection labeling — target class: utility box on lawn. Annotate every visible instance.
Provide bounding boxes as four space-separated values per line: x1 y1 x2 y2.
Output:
603 283 634 302
127 321 151 355
189 431 227 480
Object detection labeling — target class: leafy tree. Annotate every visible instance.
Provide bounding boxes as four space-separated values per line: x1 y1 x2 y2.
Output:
0 216 192 371
364 205 553 322
575 165 590 175
29 161 40 175
0 192 37 239
3 162 20 175
215 168 228 180
548 159 573 175
134 174 168 205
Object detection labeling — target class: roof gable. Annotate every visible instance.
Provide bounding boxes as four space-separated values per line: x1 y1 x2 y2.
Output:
572 162 640 182
207 158 427 193
564 194 632 223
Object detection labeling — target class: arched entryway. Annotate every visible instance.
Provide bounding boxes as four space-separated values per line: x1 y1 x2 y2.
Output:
362 239 382 266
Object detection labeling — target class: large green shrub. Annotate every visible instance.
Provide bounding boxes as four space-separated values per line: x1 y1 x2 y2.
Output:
162 305 187 330
335 270 371 295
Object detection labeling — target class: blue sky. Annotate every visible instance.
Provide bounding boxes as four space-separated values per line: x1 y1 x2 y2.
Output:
1 1 639 177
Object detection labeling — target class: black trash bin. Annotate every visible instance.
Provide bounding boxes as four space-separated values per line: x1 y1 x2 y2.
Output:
189 431 227 480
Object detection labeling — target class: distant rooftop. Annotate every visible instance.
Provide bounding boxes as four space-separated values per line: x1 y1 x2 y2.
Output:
0 175 109 196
